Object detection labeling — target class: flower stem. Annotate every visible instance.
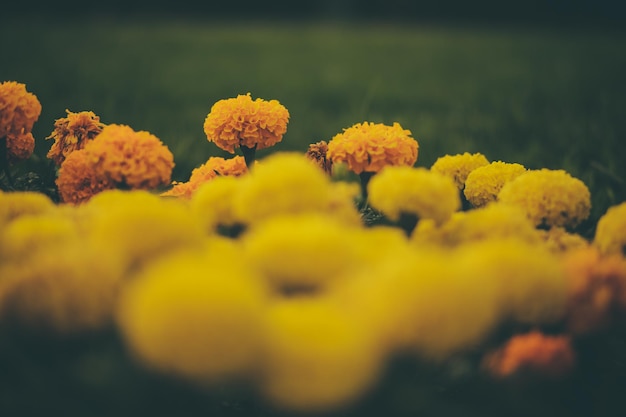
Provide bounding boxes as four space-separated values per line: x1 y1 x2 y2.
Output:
0 137 14 190
359 171 374 203
240 145 257 170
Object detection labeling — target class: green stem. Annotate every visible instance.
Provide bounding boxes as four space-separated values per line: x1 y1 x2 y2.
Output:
359 171 374 203
0 136 14 190
240 145 257 170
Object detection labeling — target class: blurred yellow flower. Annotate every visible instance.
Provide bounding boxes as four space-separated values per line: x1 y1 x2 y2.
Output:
498 169 591 229
430 152 489 190
0 190 55 228
326 122 418 174
56 124 174 204
189 175 245 234
594 201 626 255
368 166 460 225
463 161 527 208
536 226 590 254
46 109 105 166
203 93 289 154
161 155 247 199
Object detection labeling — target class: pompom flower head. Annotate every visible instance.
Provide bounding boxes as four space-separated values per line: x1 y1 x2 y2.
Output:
498 168 591 229
161 155 247 199
463 161 527 208
0 81 41 165
46 109 105 166
203 93 289 167
430 152 489 191
56 124 174 204
594 202 626 255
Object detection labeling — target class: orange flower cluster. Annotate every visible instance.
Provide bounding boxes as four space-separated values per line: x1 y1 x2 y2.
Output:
326 122 418 174
484 331 575 378
562 247 626 334
46 109 105 165
162 156 248 199
56 124 174 204
203 93 290 153
0 81 41 164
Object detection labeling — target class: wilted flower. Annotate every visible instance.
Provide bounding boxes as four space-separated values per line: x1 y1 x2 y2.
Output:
0 81 41 164
56 124 174 204
463 161 527 208
498 169 591 229
326 122 418 175
594 202 626 256
306 140 333 175
161 156 247 199
430 152 489 190
46 109 105 166
203 93 289 166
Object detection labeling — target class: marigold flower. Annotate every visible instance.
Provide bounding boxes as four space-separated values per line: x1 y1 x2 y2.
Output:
5 131 35 164
498 169 591 229
0 191 55 228
189 175 246 233
0 81 42 140
536 226 590 254
463 161 527 208
161 156 247 199
594 202 626 255
430 152 489 190
46 109 105 166
117 249 268 381
368 166 460 225
306 140 333 175
259 298 383 412
203 93 289 154
326 122 418 174
56 124 174 204
562 247 626 334
483 331 575 378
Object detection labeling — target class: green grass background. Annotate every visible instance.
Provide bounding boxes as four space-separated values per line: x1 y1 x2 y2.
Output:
1 16 626 417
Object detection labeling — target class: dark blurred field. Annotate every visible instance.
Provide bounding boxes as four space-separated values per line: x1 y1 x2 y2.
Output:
1 14 626 417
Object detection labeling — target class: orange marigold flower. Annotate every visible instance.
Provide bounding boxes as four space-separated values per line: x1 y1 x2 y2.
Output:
562 247 626 335
0 81 42 139
56 124 174 204
161 156 247 199
46 109 105 166
5 131 35 164
483 331 575 378
326 122 418 174
203 93 290 154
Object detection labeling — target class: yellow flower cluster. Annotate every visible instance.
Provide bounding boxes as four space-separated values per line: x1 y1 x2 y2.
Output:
463 161 527 207
0 81 41 163
593 201 626 255
430 152 489 190
46 109 106 166
56 124 174 204
326 122 418 174
203 93 290 153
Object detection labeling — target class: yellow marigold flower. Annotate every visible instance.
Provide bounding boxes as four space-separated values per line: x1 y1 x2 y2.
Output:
463 161 527 207
498 169 591 229
412 203 540 247
117 249 268 381
241 214 367 294
233 152 338 225
259 298 383 412
326 121 418 174
594 202 626 255
56 124 174 204
161 155 247 199
368 166 460 225
5 131 35 164
305 140 333 175
430 152 489 190
562 247 626 334
46 109 105 166
0 191 55 228
536 226 590 254
203 93 289 153
189 175 246 234
0 81 42 139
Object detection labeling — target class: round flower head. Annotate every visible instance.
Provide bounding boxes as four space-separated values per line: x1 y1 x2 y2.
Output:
594 202 626 255
0 81 42 140
463 161 527 208
161 156 247 199
56 124 174 204
46 109 105 166
536 226 590 254
430 152 489 190
203 93 289 154
498 169 591 229
326 122 418 174
483 331 575 378
368 166 460 225
189 175 246 234
5 131 35 164
0 191 55 228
